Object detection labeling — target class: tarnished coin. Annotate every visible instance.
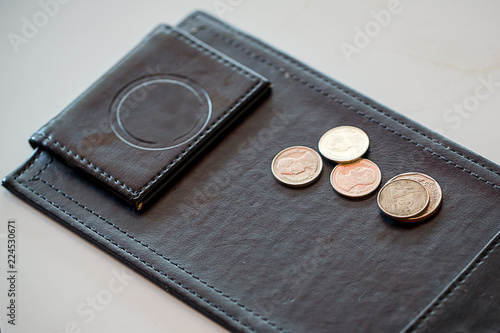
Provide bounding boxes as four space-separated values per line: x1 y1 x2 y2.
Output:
330 158 381 197
318 126 369 163
271 146 323 187
387 173 442 222
377 179 429 220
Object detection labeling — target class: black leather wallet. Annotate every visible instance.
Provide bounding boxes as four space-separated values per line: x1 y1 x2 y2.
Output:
3 11 500 333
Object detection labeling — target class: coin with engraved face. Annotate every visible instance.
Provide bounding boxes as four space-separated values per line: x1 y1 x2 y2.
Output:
330 158 381 197
377 179 429 219
271 146 323 187
318 126 369 163
386 173 442 222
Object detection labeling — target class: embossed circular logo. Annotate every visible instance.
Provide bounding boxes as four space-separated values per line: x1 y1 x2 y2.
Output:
110 74 212 150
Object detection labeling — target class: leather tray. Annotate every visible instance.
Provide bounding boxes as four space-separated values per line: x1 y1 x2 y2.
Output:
3 11 500 333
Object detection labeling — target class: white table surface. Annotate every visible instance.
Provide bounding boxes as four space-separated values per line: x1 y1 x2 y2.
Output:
1 0 499 332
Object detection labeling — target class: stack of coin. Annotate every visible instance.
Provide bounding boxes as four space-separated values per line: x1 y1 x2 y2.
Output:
377 173 442 222
318 126 381 197
270 125 442 223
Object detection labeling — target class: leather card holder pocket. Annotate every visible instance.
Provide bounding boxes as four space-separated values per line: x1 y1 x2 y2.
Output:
29 25 270 209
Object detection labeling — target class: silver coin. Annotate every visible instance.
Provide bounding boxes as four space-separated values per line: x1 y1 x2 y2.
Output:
318 126 369 163
386 172 442 222
377 178 430 219
271 146 323 187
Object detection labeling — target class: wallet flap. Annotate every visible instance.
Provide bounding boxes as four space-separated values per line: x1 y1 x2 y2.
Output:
29 25 270 209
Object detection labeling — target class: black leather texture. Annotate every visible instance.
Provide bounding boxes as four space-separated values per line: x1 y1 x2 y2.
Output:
28 25 270 209
3 11 500 333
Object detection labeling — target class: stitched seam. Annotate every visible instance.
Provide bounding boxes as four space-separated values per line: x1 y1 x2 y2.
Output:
47 138 135 192
169 28 258 80
36 26 262 201
204 30 500 192
407 235 500 332
16 157 286 333
30 156 53 181
20 184 260 333
194 12 500 180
